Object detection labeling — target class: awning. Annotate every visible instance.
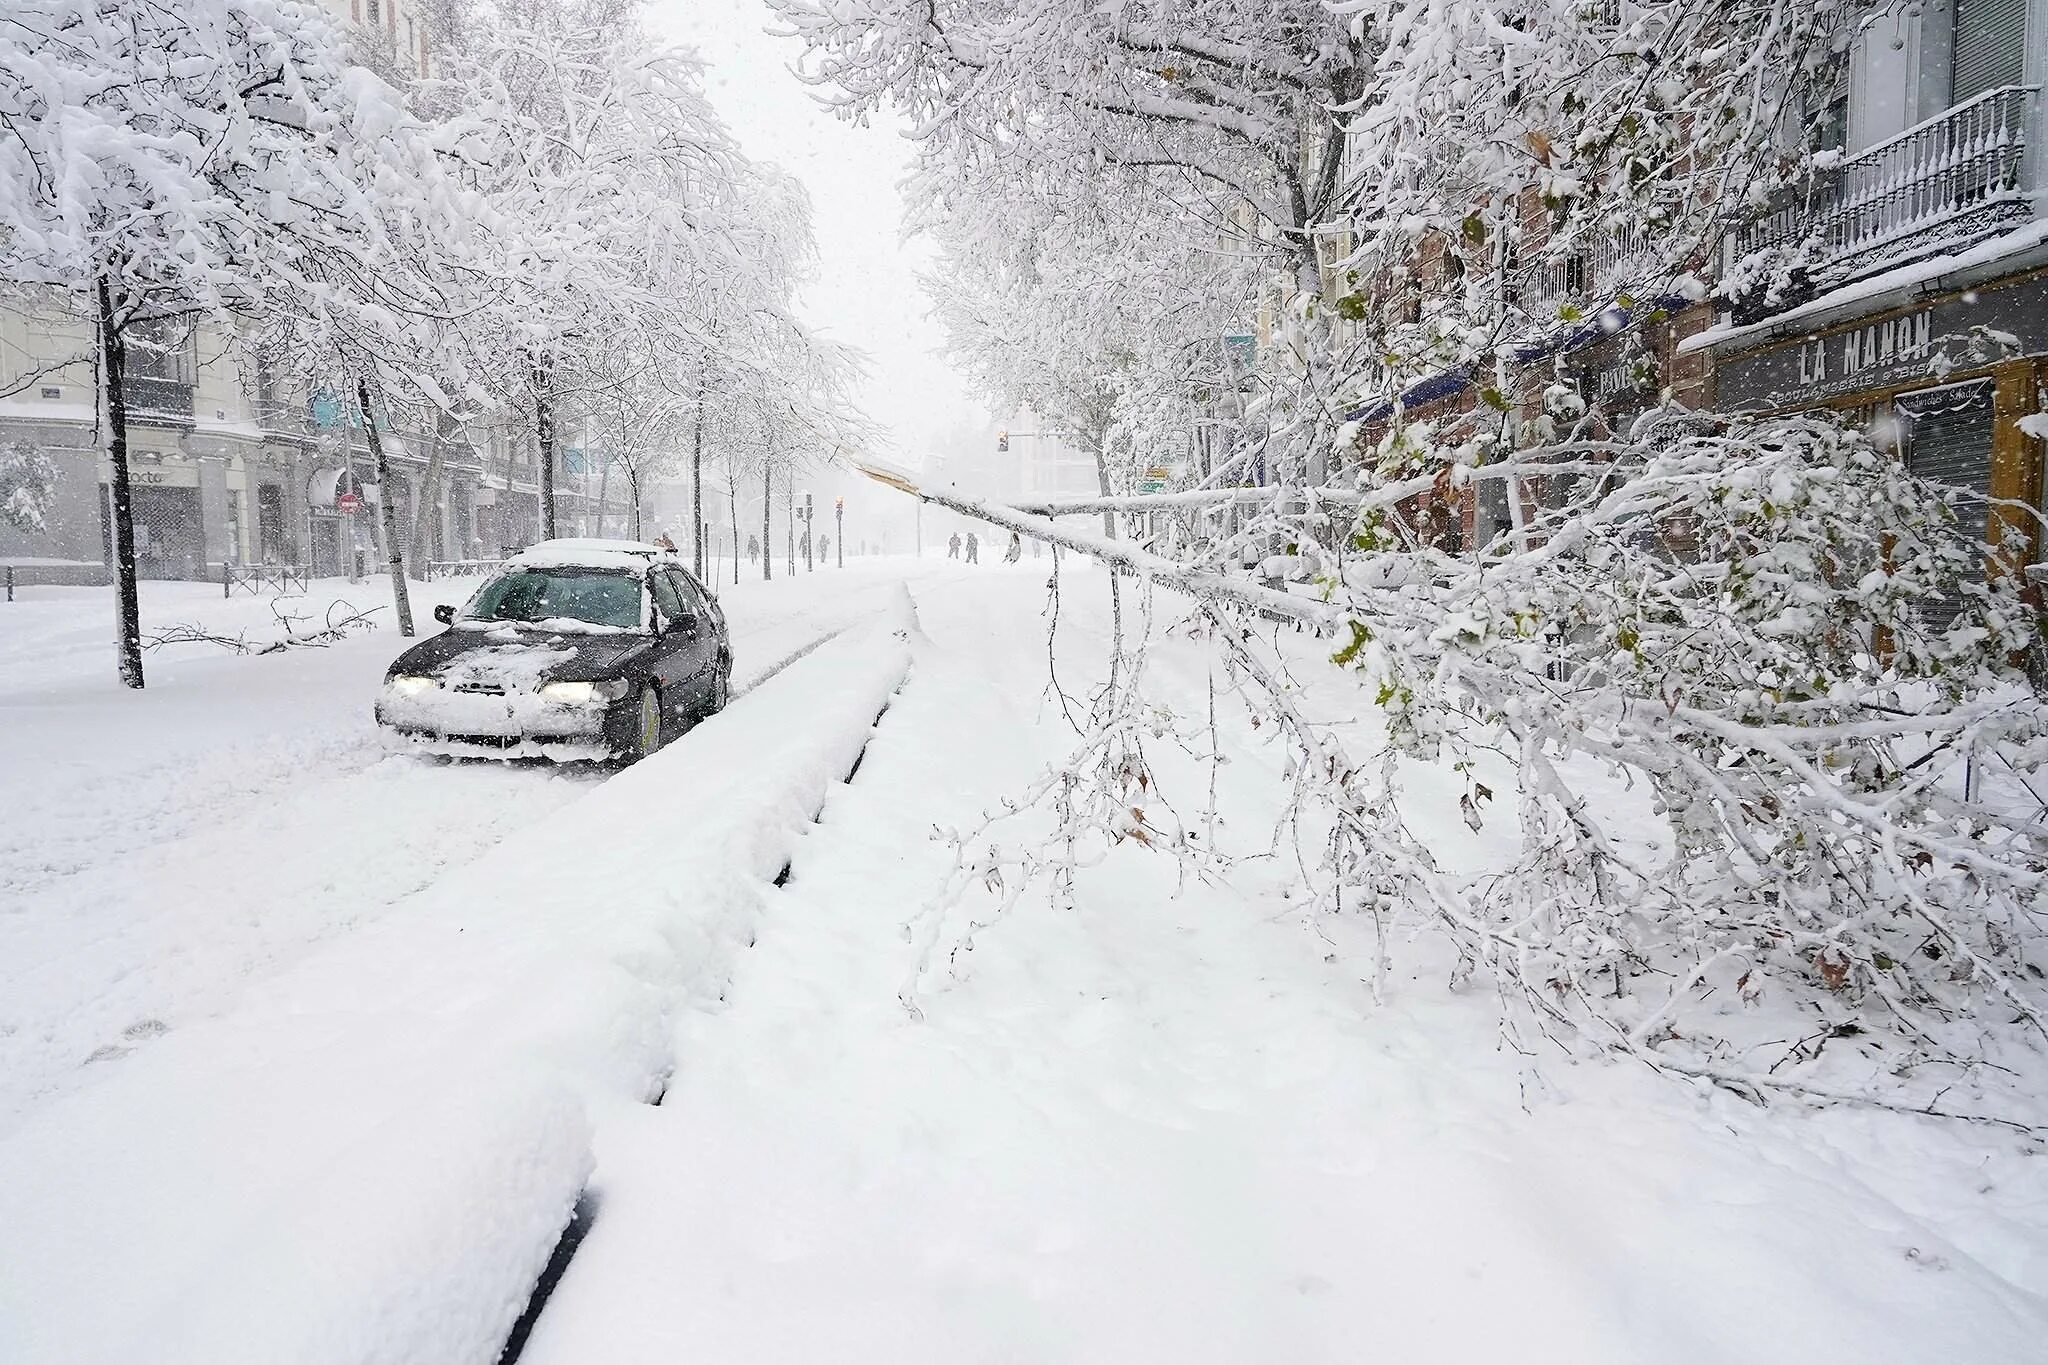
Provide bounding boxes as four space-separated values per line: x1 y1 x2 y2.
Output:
306 464 346 509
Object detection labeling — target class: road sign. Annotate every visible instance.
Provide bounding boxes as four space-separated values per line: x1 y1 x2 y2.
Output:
336 491 361 514
1138 465 1172 493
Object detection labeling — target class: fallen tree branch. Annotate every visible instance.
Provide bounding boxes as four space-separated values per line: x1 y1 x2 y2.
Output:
144 599 385 655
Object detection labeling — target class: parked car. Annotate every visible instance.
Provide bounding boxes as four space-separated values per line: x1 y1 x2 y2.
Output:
375 538 732 762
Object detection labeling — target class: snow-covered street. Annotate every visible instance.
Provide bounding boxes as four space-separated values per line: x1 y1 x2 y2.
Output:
6 0 2048 1356
0 564 941 1133
5 561 2044 1364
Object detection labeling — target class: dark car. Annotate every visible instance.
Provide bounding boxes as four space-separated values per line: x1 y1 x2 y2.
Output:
375 539 732 762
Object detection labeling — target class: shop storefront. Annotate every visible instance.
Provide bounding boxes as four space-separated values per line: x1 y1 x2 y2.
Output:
1714 269 2048 597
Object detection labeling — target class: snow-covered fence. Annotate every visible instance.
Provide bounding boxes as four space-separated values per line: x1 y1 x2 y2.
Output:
1 557 106 600
220 562 308 598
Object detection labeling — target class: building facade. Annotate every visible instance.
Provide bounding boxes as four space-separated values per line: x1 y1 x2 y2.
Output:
0 298 627 582
1701 0 2047 587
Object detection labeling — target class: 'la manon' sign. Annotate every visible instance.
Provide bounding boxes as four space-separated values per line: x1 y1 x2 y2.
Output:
1718 273 2048 410
1794 310 1933 387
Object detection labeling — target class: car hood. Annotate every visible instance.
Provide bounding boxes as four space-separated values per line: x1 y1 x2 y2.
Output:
386 626 652 686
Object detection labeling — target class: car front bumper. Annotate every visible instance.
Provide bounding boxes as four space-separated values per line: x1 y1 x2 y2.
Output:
375 683 634 761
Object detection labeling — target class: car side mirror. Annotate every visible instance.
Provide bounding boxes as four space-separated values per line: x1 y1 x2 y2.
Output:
434 604 456 626
668 611 698 635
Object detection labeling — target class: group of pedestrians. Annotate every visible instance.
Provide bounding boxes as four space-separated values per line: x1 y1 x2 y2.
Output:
946 530 1024 564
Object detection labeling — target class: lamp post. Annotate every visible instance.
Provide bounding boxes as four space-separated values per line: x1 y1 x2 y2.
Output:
835 496 844 568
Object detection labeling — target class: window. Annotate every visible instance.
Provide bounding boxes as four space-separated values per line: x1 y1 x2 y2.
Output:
126 317 196 385
649 568 686 625
664 568 706 616
1953 0 2028 104
366 0 380 23
1562 253 1589 298
466 568 644 630
1808 61 1848 153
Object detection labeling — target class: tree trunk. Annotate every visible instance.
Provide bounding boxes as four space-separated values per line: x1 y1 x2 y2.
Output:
728 468 740 586
1091 436 1117 542
96 280 143 690
594 444 611 538
533 354 557 541
408 411 450 576
358 375 415 638
690 364 708 579
762 461 772 582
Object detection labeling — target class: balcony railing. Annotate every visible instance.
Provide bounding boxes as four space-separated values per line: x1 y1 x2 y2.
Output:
1524 223 1653 313
119 375 194 425
1735 84 2037 298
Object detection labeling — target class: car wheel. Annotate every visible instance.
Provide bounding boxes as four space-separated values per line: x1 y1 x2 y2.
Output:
706 657 731 717
632 684 664 761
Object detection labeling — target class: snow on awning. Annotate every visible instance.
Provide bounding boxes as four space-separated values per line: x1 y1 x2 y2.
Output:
306 465 346 509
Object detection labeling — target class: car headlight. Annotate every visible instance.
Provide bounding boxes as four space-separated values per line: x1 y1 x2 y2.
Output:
539 679 629 705
388 675 439 696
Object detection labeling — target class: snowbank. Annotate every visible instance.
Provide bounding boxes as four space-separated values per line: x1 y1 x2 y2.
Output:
515 568 2048 1365
0 605 915 1365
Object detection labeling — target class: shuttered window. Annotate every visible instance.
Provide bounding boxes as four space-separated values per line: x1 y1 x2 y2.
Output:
1897 380 1994 623
1953 0 2028 104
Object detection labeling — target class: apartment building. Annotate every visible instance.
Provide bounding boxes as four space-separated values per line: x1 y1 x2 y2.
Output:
1699 0 2046 580
316 0 433 83
0 297 624 581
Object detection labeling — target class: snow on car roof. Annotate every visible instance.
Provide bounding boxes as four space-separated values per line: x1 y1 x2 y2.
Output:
505 538 673 571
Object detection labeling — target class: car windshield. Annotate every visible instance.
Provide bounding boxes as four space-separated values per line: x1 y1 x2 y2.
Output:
463 568 644 630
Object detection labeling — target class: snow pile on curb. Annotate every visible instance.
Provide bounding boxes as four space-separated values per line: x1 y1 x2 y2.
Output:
0 606 915 1365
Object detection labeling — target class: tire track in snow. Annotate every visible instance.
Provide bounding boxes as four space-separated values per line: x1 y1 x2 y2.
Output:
496 595 921 1365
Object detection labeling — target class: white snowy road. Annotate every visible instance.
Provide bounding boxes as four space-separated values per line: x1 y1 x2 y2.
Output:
2 559 2044 1365
0 562 944 1133
519 567 2048 1365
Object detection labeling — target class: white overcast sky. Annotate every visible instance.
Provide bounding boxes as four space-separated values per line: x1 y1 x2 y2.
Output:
645 0 993 475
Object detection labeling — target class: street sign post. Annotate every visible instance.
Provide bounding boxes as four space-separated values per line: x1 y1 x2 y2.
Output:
336 491 361 514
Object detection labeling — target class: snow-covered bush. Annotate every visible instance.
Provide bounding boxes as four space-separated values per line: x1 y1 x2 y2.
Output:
0 443 57 536
1320 413 2044 1058
786 0 2048 1102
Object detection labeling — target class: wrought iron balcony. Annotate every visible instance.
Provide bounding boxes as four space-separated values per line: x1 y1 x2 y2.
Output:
1732 84 2037 316
1524 223 1654 314
118 374 194 425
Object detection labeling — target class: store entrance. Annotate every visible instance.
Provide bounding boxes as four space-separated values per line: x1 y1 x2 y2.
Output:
1897 379 1994 623
310 515 343 578
101 482 206 580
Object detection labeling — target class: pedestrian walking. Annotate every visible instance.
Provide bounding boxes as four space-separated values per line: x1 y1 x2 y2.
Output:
948 532 961 559
965 531 979 564
1004 531 1022 563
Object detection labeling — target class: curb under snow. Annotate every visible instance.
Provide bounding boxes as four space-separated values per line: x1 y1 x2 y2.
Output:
0 591 920 1365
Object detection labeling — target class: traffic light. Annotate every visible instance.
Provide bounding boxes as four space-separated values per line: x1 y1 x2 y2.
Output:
835 496 844 513
997 430 1009 452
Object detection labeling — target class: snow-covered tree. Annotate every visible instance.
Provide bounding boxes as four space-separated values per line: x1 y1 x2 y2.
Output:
785 0 2048 1105
0 0 473 683
429 8 744 542
0 442 57 536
